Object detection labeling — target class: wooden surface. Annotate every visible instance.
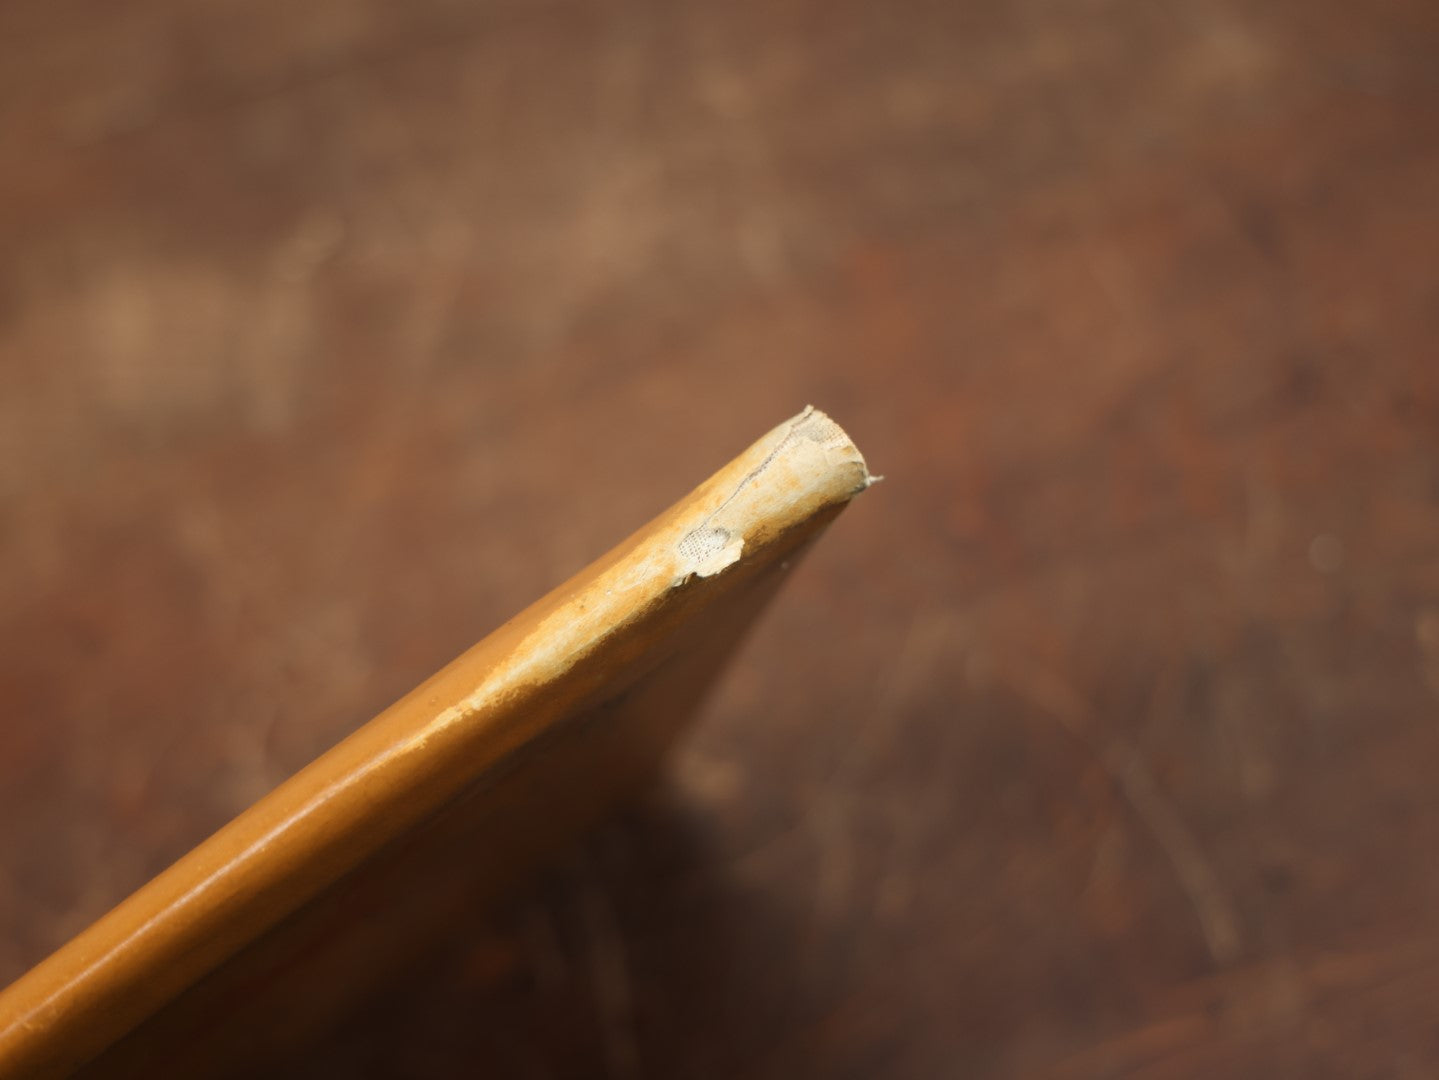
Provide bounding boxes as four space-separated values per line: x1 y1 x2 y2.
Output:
2 1 1437 1076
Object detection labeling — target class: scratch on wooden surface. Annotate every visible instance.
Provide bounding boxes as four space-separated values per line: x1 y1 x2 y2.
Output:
1214 667 1276 801
1414 609 1439 701
1005 660 1243 966
868 612 960 746
1053 933 1439 1075
1048 1012 1213 1078
810 798 854 922
874 802 922 924
804 611 958 921
1103 743 1242 965
1227 469 1286 582
825 611 961 785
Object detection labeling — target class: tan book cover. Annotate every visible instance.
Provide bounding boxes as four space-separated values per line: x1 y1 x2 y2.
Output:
0 407 873 1079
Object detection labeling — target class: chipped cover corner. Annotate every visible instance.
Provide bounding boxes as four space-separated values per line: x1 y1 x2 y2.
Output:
674 405 874 580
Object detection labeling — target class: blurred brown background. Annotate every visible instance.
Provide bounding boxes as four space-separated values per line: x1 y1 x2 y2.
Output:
3 0 1439 1076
